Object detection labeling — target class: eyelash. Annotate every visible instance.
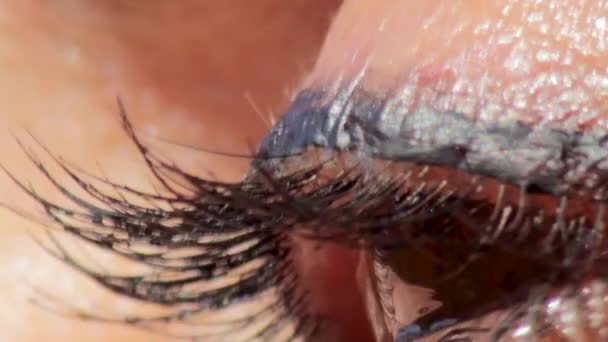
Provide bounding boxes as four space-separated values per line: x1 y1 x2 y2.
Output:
4 103 606 341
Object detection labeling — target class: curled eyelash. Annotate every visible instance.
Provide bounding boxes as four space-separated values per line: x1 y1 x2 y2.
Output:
2 106 323 341
4 101 608 341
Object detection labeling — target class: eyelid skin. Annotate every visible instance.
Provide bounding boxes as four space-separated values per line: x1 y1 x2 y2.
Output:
262 0 608 225
310 0 608 103
261 88 608 198
4 1 608 342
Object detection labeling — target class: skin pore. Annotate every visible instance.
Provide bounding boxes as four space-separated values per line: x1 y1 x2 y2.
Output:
2 0 608 341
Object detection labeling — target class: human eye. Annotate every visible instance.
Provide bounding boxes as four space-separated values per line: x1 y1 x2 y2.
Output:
3 1 608 342
296 1 608 340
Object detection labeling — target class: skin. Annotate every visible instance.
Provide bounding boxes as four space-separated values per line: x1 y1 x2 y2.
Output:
1 0 607 341
0 1 340 341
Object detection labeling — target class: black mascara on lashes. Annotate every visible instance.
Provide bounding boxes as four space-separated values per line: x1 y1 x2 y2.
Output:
6 85 608 341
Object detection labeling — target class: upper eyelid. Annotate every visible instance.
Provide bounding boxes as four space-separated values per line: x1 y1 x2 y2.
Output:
263 86 608 199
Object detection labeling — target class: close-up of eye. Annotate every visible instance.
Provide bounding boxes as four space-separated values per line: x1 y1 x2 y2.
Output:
1 1 608 341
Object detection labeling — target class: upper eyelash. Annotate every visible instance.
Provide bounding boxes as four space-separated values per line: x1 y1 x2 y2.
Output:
4 101 607 341
2 111 319 340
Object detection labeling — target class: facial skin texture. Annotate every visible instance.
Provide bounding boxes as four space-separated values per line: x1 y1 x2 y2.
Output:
311 0 608 127
0 1 340 341
3 1 608 342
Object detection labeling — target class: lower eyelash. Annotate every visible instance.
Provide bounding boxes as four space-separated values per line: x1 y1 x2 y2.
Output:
5 104 608 341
